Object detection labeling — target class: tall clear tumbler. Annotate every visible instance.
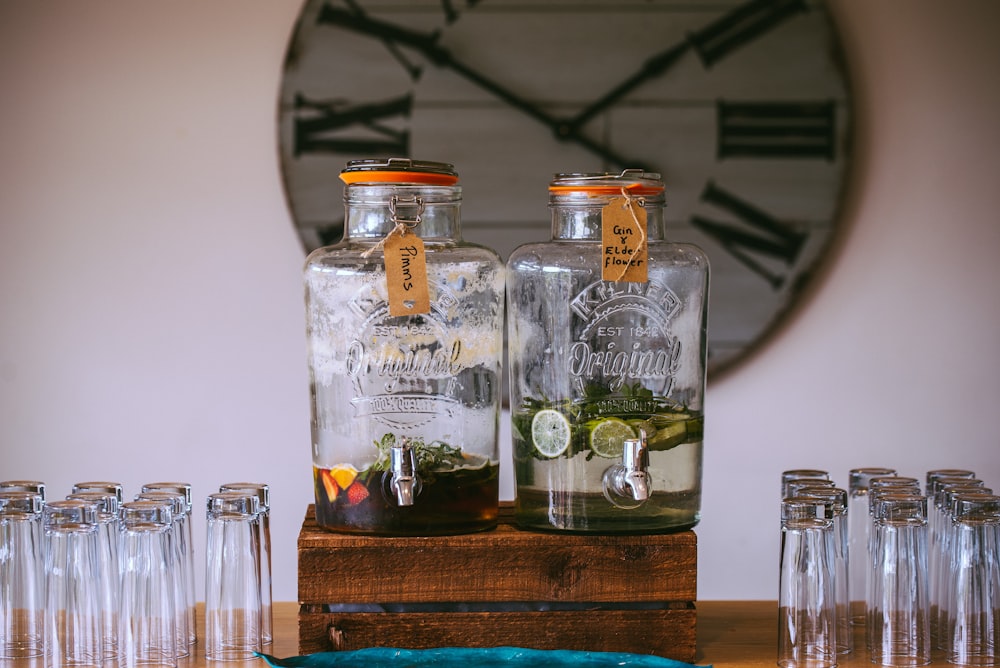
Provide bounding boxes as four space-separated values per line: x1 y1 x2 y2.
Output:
799 487 852 656
848 467 897 626
932 482 988 651
778 498 838 668
946 493 1000 667
66 492 121 666
205 492 261 662
118 501 177 668
0 491 45 660
140 482 196 650
219 483 271 646
135 491 190 659
43 500 102 668
868 494 931 667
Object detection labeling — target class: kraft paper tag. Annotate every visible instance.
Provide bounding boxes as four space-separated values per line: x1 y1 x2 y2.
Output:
602 195 648 283
384 232 430 316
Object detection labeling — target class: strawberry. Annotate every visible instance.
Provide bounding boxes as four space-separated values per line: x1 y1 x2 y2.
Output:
345 481 369 505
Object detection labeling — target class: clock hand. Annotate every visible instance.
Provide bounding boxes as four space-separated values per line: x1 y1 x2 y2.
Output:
318 5 652 171
563 41 690 134
566 0 810 136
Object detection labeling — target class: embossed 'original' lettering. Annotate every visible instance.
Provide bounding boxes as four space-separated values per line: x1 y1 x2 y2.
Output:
568 340 680 391
346 339 463 393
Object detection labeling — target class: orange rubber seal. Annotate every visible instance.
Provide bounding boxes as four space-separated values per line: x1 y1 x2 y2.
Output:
340 170 459 186
548 182 663 196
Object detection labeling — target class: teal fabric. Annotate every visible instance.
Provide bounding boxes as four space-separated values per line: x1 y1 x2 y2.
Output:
257 648 708 667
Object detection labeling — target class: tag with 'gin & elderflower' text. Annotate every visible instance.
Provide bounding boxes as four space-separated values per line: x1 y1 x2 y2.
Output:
602 195 648 283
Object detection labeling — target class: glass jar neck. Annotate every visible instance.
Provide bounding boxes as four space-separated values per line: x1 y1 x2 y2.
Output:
550 193 665 241
343 184 462 241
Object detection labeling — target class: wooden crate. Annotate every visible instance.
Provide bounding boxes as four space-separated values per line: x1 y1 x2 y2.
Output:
297 503 697 661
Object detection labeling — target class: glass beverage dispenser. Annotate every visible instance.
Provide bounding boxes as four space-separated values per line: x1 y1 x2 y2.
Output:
507 171 709 533
304 159 504 535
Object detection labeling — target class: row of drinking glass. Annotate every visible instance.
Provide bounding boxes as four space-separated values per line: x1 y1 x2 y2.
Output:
779 467 999 667
0 479 272 666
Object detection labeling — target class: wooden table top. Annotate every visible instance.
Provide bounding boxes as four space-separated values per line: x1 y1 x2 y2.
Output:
192 600 954 667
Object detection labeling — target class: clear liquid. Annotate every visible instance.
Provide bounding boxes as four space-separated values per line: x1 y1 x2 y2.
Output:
511 404 702 533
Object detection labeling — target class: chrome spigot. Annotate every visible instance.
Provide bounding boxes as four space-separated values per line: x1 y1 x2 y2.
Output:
386 437 421 506
602 429 652 509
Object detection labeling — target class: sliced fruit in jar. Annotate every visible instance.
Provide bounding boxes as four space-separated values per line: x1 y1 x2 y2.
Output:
531 409 572 458
457 452 491 470
330 465 358 490
588 418 637 459
319 469 339 502
345 481 369 505
647 412 703 451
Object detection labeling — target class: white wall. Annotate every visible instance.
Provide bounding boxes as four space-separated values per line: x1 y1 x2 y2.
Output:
2 0 999 604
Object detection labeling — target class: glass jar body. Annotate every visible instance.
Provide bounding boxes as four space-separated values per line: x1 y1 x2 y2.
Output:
507 183 708 533
304 183 505 535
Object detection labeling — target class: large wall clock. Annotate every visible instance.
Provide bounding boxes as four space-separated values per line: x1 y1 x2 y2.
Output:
277 0 853 378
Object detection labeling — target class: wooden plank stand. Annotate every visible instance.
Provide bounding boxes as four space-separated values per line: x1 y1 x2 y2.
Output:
297 503 697 662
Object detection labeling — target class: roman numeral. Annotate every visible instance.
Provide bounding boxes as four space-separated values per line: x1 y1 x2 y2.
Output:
718 101 837 160
688 0 808 68
317 1 432 80
292 93 412 157
691 182 807 289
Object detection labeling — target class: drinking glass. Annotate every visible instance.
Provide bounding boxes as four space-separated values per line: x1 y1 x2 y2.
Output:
140 483 195 649
43 500 102 668
205 492 261 661
868 494 930 666
848 467 897 625
118 501 177 668
0 491 45 660
219 482 271 646
778 498 838 668
798 487 852 655
66 492 121 665
134 492 190 658
925 472 976 638
932 482 989 650
945 493 1000 667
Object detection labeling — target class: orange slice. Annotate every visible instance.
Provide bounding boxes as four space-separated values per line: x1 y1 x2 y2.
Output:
330 465 358 490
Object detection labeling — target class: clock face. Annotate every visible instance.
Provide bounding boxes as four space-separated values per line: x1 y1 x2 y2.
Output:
277 0 853 378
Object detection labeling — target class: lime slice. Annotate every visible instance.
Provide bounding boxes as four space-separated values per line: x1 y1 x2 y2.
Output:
531 409 572 458
589 418 637 458
647 419 688 451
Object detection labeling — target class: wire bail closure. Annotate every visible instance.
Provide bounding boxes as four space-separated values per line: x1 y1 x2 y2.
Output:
361 194 425 258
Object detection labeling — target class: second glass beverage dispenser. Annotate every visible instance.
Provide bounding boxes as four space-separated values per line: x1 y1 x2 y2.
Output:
507 171 709 533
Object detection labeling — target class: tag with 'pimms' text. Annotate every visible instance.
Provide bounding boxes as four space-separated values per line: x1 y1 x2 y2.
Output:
602 195 648 283
384 232 430 316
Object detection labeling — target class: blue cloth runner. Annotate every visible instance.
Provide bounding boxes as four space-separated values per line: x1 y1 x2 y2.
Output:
257 648 709 667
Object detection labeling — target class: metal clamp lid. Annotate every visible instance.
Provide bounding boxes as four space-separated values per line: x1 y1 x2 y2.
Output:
340 158 459 185
549 169 664 197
